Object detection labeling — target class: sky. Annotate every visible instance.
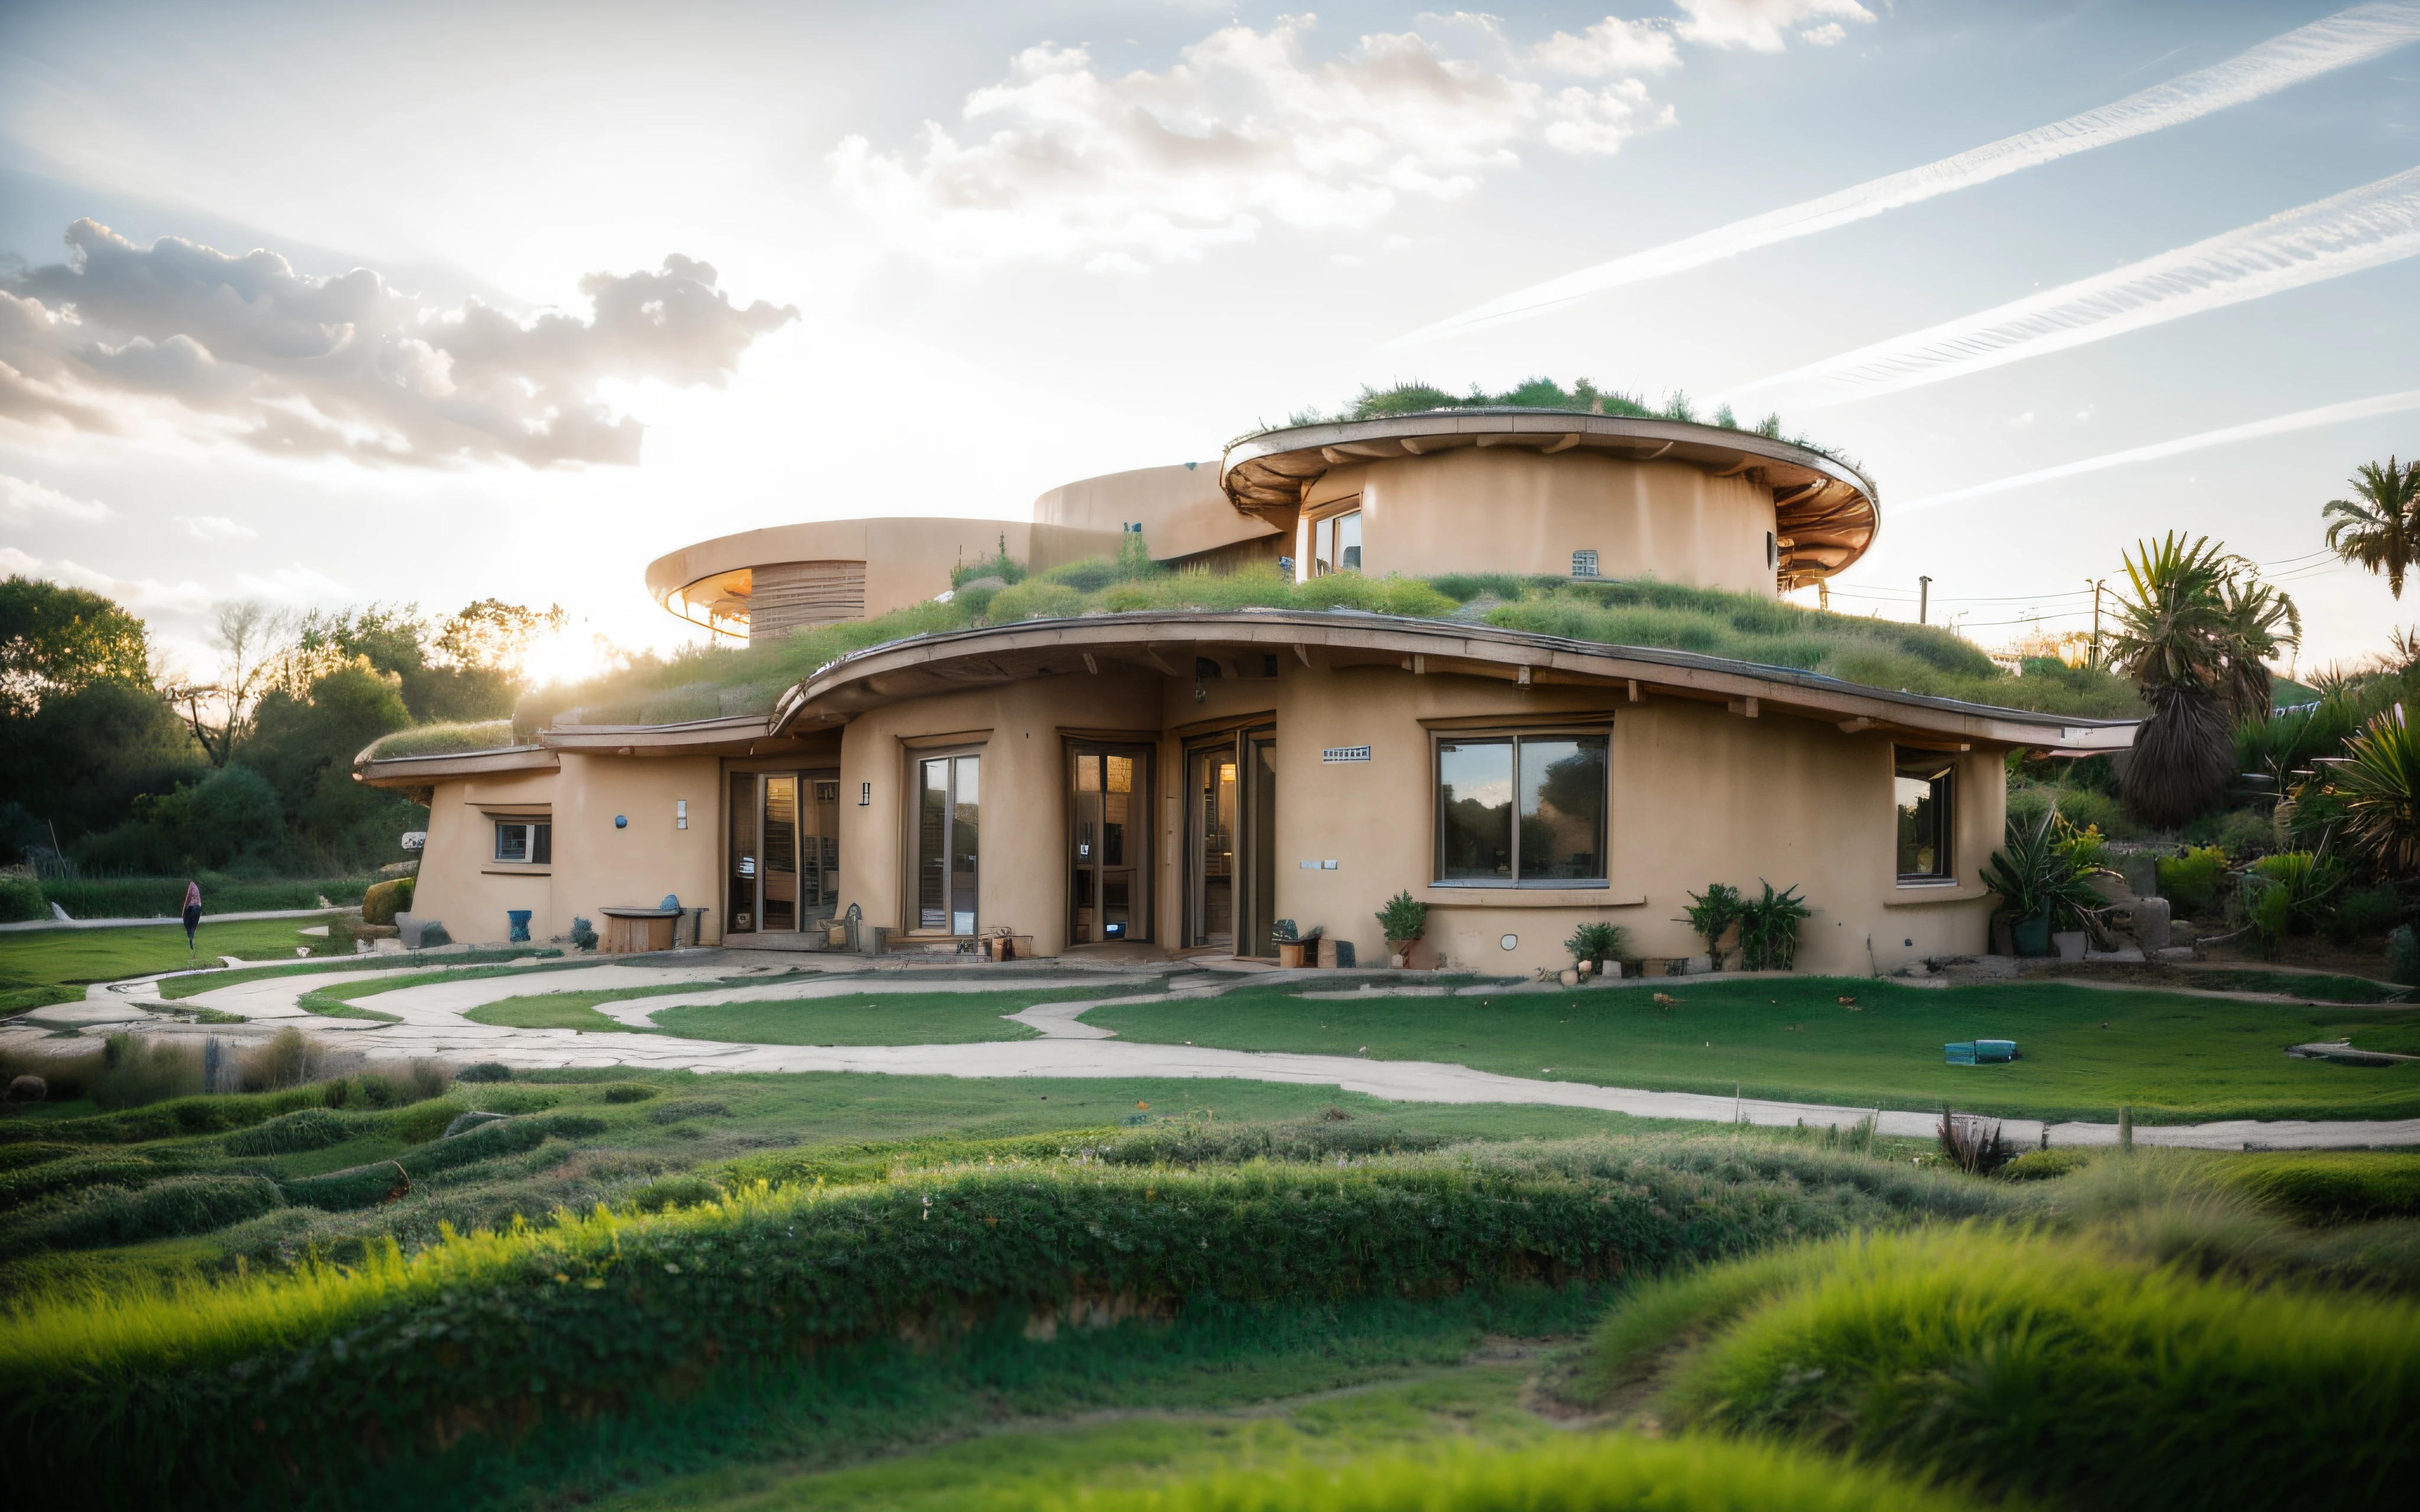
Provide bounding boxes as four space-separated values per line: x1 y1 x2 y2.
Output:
2 0 2416 685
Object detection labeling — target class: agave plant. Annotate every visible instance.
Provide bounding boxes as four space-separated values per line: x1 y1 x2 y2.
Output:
2323 457 2420 598
1980 807 2111 947
1735 882 1812 971
2322 703 2420 877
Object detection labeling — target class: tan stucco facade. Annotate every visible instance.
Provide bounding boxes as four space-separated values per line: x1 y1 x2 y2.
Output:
371 613 2116 972
1300 448 1781 597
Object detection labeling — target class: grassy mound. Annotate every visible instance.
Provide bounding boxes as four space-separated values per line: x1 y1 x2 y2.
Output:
1596 1223 2420 1512
516 566 2136 731
0 1133 2001 1506
1019 1433 1974 1512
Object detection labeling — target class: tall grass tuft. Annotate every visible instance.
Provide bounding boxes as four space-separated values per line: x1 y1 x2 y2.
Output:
1649 1225 2420 1512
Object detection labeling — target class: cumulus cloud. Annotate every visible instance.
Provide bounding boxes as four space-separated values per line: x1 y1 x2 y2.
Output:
0 472 109 522
175 514 256 539
1675 0 1875 52
1534 17 1682 74
828 17 1675 269
0 545 212 618
0 221 800 468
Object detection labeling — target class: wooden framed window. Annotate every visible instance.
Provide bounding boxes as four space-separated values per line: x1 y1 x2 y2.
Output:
492 819 551 865
1894 748 1956 882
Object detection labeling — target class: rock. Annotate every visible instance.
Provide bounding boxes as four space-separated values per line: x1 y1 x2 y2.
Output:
2130 896 2172 949
2086 946 2146 963
1559 968 1580 986
4 1074 45 1104
1683 954 1713 976
2053 930 2089 961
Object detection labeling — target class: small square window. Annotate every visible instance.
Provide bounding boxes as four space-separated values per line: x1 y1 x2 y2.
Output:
1894 750 1954 882
493 819 551 865
1572 549 1599 579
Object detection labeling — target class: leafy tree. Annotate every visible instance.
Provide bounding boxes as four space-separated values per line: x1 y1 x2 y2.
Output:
0 576 152 718
1 680 204 858
168 601 295 767
132 764 285 871
2107 533 2298 827
2323 457 2420 597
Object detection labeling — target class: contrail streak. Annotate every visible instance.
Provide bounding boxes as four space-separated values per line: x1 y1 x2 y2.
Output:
1895 389 2420 514
1729 167 2420 406
1393 4 2420 346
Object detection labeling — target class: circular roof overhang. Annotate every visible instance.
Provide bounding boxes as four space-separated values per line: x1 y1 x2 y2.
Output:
1221 409 1881 583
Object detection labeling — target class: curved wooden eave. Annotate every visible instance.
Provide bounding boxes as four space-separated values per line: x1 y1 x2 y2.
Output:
769 611 2131 754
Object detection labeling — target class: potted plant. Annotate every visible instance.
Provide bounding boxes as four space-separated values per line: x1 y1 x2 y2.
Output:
1376 890 1429 966
1563 921 1627 977
1981 809 2112 956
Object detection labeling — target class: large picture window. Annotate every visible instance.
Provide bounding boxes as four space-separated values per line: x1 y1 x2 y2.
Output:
1435 734 1607 885
1894 748 1956 882
916 753 980 933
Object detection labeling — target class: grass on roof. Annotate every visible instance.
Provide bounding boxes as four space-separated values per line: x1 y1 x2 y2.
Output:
1273 377 1838 462
518 559 2139 731
360 719 518 761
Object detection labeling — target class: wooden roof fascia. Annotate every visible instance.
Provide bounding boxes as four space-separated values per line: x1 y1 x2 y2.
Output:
355 745 560 788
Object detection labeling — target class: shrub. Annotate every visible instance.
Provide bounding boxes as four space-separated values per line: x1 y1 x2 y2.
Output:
239 1027 323 1091
1564 921 1627 972
2326 885 2405 944
2213 1151 2420 1223
2243 850 2344 957
1735 882 1811 970
1374 889 1427 943
223 1109 361 1158
2324 703 2420 875
362 876 415 925
0 871 44 924
629 1175 725 1212
4 1174 282 1254
599 1083 658 1104
2156 845 2229 917
456 1063 513 1083
1982 810 2108 948
90 1035 204 1111
1681 882 1743 967
2389 924 2420 986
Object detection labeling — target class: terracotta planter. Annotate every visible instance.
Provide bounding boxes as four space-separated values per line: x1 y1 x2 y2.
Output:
1277 941 1309 967
1387 938 1419 969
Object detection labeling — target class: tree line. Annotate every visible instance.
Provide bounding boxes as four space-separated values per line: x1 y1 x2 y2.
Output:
1 581 561 879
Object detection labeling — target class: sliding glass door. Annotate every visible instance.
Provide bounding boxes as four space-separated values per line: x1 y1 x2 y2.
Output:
1184 744 1237 950
726 770 840 936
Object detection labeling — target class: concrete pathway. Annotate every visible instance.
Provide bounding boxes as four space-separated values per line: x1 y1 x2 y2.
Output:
6 956 2413 1153
0 907 339 933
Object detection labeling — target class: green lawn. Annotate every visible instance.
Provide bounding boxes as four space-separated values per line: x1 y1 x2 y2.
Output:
651 988 1126 1044
465 988 667 1031
1084 977 2420 1124
152 948 569 999
600 1353 1560 1512
0 917 334 990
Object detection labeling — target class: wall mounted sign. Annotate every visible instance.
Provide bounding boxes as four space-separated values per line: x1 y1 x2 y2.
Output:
1321 745 1371 763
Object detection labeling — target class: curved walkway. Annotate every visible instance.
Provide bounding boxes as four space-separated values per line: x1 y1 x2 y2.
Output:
8 957 2412 1153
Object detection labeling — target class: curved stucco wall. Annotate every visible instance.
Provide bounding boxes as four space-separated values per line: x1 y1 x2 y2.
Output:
1305 449 1781 597
1032 462 1282 563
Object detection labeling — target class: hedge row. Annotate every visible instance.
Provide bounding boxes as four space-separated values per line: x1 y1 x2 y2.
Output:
4 1158 1853 1506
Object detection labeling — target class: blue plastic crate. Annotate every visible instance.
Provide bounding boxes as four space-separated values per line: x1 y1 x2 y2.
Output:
1945 1040 2018 1065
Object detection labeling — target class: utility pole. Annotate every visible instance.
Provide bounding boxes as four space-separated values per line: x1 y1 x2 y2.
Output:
2087 578 2106 667
1918 575 1932 625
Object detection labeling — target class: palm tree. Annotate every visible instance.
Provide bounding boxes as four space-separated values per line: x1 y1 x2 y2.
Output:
2323 457 2420 597
2107 533 2299 827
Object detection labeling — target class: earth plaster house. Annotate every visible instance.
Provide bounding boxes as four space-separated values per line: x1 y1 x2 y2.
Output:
358 409 2136 976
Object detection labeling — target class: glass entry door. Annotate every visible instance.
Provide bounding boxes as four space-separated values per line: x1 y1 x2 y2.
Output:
1069 744 1150 944
1184 744 1237 950
727 770 840 936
